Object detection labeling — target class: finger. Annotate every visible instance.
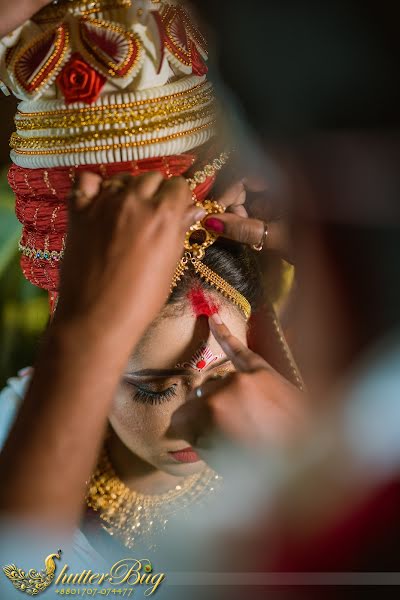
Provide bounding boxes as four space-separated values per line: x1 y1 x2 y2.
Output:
156 176 192 213
69 172 102 211
100 172 132 194
130 171 165 200
189 372 236 403
204 213 266 246
217 181 246 209
243 175 268 193
209 314 271 373
168 395 214 445
182 205 207 230
228 204 248 218
168 373 235 443
100 171 165 200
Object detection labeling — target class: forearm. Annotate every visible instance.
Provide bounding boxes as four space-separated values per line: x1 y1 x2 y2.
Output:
0 171 194 530
0 320 137 529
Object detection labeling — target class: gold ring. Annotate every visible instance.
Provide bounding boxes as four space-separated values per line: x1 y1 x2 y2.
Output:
101 178 127 192
252 221 269 252
68 188 91 209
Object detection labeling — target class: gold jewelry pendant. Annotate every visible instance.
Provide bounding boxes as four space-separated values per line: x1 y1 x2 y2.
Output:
171 198 251 320
174 198 223 283
184 200 226 260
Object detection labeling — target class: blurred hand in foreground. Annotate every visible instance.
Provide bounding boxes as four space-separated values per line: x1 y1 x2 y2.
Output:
171 314 309 461
0 171 205 524
56 171 206 352
0 0 50 37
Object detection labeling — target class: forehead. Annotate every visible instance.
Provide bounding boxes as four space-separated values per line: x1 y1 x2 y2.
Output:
128 303 248 370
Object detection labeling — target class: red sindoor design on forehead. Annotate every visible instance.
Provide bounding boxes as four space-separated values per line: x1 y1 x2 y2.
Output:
176 343 223 372
187 285 219 317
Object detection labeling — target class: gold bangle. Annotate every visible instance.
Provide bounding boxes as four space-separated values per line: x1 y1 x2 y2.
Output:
252 222 269 252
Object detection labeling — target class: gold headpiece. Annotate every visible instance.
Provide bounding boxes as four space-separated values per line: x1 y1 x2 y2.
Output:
1 0 251 319
0 0 215 168
172 199 252 321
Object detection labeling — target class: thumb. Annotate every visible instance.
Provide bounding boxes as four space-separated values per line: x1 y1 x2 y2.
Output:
204 213 266 246
181 205 208 231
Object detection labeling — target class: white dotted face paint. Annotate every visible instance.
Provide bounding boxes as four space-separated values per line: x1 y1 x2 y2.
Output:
176 342 223 372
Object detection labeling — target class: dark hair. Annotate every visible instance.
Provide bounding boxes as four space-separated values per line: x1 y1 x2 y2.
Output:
168 240 263 314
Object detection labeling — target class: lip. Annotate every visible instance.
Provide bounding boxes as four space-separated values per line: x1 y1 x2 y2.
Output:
168 447 201 463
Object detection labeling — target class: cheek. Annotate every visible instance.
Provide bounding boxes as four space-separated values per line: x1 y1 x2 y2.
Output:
109 386 185 445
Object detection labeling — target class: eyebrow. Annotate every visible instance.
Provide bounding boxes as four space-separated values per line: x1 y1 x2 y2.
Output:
124 358 233 380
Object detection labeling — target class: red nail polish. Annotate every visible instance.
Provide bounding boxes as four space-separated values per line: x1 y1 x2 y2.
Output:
204 217 224 234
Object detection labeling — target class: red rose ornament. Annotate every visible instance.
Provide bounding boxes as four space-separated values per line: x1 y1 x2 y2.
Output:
56 53 106 104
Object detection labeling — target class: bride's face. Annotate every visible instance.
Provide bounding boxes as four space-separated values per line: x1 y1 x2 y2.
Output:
109 294 248 476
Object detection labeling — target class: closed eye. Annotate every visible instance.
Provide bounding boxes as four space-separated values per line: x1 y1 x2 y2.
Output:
131 384 178 405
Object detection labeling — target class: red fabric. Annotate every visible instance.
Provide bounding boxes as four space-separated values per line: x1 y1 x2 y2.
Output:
190 40 208 76
9 150 218 294
270 479 400 572
56 53 106 104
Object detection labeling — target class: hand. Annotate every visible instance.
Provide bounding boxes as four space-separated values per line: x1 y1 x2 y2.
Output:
55 171 206 356
170 314 309 454
0 171 205 524
203 180 293 263
0 0 50 37
0 171 205 527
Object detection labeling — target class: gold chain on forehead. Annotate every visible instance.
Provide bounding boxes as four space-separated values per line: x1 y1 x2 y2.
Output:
173 151 252 320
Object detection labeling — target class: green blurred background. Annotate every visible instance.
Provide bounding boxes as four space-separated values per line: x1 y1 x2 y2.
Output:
0 168 48 388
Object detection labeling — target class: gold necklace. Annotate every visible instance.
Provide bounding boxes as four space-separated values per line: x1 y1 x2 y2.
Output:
86 447 221 550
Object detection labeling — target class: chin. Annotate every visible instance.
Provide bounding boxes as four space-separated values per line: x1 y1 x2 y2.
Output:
161 459 207 477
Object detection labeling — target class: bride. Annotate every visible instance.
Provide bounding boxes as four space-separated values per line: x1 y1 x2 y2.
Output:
0 0 304 572
0 205 298 557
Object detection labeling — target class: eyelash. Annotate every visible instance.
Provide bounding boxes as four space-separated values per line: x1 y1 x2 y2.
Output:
133 384 178 405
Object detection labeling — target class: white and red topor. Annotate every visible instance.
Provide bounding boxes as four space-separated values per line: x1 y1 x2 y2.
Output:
0 0 215 168
1 1 225 301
